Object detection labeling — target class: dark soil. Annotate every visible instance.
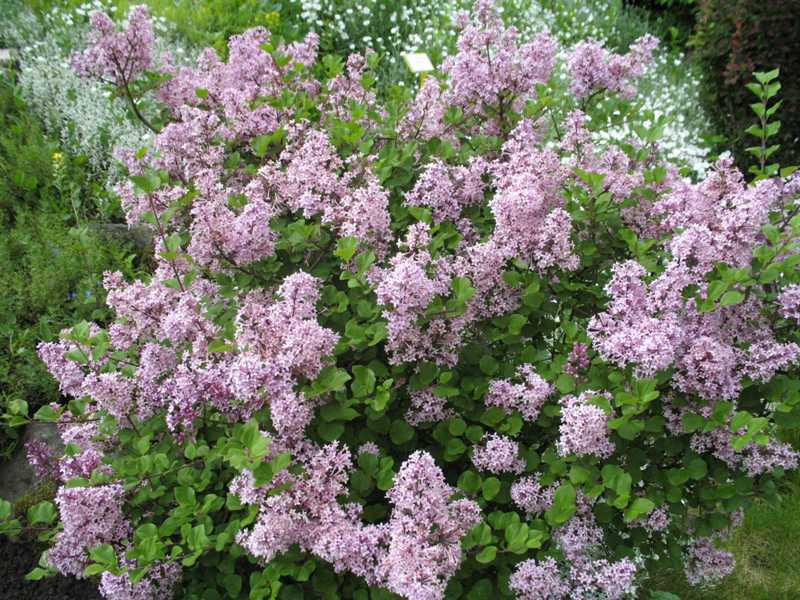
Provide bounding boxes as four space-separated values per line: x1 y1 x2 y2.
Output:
0 535 101 599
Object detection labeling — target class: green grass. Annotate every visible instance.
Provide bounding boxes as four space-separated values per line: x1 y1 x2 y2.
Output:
647 474 800 599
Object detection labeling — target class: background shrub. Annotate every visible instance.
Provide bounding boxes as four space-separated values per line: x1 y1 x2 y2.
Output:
0 80 56 219
691 0 800 169
0 78 143 456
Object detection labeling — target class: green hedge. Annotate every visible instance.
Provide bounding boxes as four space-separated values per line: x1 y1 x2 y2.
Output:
691 0 800 169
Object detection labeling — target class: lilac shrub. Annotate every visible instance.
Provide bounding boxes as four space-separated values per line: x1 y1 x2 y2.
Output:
2 1 800 598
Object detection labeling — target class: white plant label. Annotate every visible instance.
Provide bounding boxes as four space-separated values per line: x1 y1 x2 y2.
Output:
402 52 434 74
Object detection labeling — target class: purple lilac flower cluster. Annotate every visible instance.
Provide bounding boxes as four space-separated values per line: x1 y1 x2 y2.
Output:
589 166 800 399
236 448 480 599
567 34 659 100
510 506 639 599
557 391 615 458
485 364 553 421
684 537 736 587
71 5 155 86
471 433 526 474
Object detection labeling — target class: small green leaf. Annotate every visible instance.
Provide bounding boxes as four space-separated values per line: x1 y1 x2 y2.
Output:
88 544 116 566
545 482 576 526
686 458 707 480
449 418 467 436
315 367 351 394
334 237 359 262
458 470 482 494
221 573 242 597
601 464 632 507
317 421 345 441
272 452 291 473
33 405 59 422
682 412 705 433
83 564 107 577
508 314 527 335
451 276 476 303
27 501 57 525
446 438 467 456
389 420 414 445
351 366 376 398
720 290 744 306
0 500 12 520
569 464 591 484
475 545 497 563
754 68 779 84
208 339 234 353
666 468 690 486
6 402 29 423
624 497 655 522
130 170 161 194
650 592 681 600
731 411 751 433
175 487 196 506
482 477 501 501
555 374 575 394
479 355 499 376
25 568 49 581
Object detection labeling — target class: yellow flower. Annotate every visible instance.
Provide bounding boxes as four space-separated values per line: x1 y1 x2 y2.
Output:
52 152 64 164
264 11 280 29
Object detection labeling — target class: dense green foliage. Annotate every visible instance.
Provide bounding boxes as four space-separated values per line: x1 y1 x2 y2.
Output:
691 0 800 169
0 78 143 455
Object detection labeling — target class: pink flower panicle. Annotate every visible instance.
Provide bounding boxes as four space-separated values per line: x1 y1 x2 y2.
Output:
778 284 800 321
564 343 591 377
471 433 526 474
382 451 482 600
237 449 479 600
484 364 553 421
443 1 557 135
557 391 615 459
634 505 670 534
567 34 658 100
509 558 570 600
49 484 130 577
404 157 488 224
684 538 735 587
509 554 638 599
489 121 579 273
357 442 380 456
99 559 182 600
25 439 59 479
589 168 797 400
668 398 800 478
405 388 456 426
72 5 155 86
373 246 455 365
511 475 554 515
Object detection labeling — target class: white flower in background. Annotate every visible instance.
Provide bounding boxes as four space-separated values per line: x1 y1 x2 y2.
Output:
0 0 191 189
1 0 714 177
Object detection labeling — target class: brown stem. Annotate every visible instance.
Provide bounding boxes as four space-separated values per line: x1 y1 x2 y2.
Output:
146 194 186 293
109 54 159 134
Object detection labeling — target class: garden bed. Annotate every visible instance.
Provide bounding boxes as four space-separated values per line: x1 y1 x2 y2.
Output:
0 536 101 600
